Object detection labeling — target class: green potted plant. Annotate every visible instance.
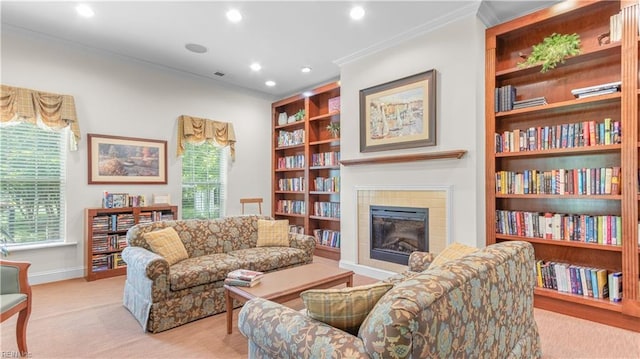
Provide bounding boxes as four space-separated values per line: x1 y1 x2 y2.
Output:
326 122 340 138
295 109 305 121
518 33 581 73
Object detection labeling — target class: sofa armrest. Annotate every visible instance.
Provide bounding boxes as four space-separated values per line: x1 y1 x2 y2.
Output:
408 251 435 272
238 298 369 358
288 233 316 261
121 246 170 301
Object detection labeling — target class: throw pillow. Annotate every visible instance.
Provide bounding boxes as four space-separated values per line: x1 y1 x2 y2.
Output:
256 219 290 247
300 283 393 335
143 227 189 265
428 242 478 269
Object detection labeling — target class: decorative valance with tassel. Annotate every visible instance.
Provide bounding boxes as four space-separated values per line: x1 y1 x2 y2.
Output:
0 85 80 150
177 115 236 160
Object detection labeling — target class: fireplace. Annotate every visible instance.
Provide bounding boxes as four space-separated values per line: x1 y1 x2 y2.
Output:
370 205 428 265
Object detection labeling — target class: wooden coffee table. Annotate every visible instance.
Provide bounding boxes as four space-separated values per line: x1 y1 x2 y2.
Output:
224 261 354 334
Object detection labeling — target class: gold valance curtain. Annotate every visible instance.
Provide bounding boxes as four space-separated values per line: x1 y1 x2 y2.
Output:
0 85 80 150
177 115 236 160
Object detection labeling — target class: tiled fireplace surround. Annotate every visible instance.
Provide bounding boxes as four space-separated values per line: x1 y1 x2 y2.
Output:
356 186 451 274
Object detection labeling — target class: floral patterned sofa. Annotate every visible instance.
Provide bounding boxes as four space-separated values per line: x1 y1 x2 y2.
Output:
238 241 542 358
121 215 315 333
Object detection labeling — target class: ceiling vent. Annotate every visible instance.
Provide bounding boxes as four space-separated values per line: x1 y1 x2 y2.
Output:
214 72 225 77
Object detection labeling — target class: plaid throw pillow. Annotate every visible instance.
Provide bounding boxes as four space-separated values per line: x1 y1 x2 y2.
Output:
428 242 478 269
143 227 189 265
256 219 290 247
301 283 393 335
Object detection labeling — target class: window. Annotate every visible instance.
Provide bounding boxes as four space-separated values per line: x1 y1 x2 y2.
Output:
0 122 67 245
181 142 227 219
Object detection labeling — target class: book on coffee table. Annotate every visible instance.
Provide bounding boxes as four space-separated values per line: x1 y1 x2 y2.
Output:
224 277 261 287
226 269 264 282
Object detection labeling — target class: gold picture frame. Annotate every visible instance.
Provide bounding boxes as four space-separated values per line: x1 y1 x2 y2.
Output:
360 69 436 152
88 134 167 184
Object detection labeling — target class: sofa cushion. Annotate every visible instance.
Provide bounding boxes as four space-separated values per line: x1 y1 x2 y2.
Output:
256 219 290 247
428 242 478 269
168 253 242 291
228 247 307 272
300 283 393 335
144 227 189 265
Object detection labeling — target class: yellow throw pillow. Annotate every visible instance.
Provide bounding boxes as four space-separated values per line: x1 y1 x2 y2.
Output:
256 219 290 247
428 242 478 269
143 227 189 265
301 283 393 335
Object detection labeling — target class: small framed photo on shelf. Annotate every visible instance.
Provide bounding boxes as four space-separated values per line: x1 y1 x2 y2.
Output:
153 194 171 205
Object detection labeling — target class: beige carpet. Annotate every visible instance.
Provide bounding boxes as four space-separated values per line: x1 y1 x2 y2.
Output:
2 259 639 358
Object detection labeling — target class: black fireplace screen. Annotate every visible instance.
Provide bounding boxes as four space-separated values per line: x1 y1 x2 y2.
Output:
370 205 428 265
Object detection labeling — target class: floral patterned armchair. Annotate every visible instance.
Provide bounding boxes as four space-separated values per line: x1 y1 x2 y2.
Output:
238 241 542 358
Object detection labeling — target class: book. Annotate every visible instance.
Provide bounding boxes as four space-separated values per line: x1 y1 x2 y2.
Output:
224 278 261 287
226 269 264 282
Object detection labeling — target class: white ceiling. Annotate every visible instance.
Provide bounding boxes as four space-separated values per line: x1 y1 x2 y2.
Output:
1 1 557 99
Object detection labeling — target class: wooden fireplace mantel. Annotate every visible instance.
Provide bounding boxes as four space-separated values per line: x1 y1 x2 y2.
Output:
339 150 467 166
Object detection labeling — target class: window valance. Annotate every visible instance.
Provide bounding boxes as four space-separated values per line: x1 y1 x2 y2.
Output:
177 115 236 160
0 85 80 150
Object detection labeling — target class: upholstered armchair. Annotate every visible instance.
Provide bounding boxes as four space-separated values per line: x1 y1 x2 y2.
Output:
1 260 32 357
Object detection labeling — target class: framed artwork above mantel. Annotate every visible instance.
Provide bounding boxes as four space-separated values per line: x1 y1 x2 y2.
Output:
87 133 167 184
359 69 436 153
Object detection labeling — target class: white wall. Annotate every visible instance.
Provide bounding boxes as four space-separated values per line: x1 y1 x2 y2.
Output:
1 29 273 284
338 15 486 271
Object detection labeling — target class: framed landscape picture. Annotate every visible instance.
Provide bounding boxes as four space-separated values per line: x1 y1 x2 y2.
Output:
88 134 167 184
359 69 436 152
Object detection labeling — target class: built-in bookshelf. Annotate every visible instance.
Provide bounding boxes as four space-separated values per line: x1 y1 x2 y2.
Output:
272 82 341 260
85 205 177 281
485 0 639 332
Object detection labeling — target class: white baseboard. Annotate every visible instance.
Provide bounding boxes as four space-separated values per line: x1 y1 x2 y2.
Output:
338 260 396 281
28 267 84 285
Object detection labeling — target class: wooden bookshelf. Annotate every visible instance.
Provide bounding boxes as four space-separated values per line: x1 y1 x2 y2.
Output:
485 0 640 332
272 82 341 260
85 205 178 281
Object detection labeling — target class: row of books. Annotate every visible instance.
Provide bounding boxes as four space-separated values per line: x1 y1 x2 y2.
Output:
313 201 340 219
224 269 263 287
313 176 340 192
276 200 305 215
495 118 621 153
102 192 147 208
495 167 621 196
277 155 305 169
92 253 125 272
278 177 305 192
535 261 622 302
93 214 135 233
277 129 305 147
313 229 341 248
311 151 340 167
92 234 127 253
494 84 516 112
138 211 174 224
496 210 622 246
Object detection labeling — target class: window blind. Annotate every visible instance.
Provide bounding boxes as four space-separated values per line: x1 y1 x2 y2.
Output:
0 122 67 245
181 142 227 219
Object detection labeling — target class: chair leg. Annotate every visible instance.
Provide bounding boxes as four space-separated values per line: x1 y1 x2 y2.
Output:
16 307 29 356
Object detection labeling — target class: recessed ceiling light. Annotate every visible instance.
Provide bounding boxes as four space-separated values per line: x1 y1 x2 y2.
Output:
265 80 276 87
226 9 242 23
303 91 313 97
185 43 208 54
76 4 95 18
250 63 262 71
301 66 312 73
350 6 365 20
